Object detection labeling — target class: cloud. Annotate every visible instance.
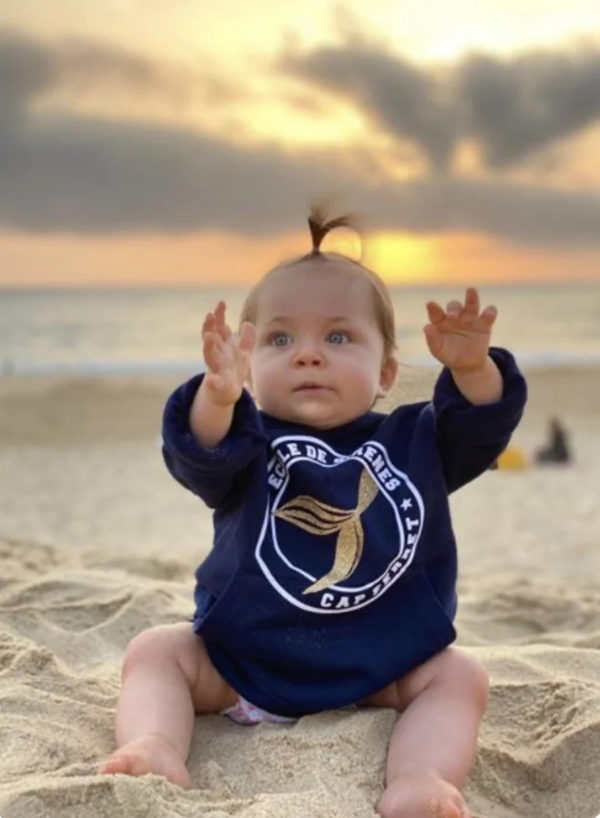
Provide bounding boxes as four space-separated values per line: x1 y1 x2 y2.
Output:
458 47 600 167
0 27 314 235
0 28 55 122
0 26 234 121
368 177 600 246
3 111 600 246
280 39 600 170
280 46 458 171
1 27 600 247
0 113 349 233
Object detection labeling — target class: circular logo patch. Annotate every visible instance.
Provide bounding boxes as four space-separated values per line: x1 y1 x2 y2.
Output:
255 435 424 614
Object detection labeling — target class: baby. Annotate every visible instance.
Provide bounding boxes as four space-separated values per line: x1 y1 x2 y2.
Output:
100 211 527 818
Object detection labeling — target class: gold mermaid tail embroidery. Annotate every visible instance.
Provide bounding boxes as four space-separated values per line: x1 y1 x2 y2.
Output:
273 468 379 594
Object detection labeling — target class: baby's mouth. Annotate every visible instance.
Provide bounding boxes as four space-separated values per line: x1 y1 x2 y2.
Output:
293 383 331 392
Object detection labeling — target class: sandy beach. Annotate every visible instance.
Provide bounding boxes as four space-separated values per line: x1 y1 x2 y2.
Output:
1 363 600 818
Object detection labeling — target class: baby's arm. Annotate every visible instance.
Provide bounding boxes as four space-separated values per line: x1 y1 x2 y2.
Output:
190 301 255 447
445 356 502 406
424 287 502 405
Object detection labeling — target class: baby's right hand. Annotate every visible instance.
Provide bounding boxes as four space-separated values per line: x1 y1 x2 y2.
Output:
202 301 256 406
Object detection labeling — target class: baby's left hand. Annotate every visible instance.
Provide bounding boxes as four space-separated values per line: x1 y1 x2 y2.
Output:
424 287 497 373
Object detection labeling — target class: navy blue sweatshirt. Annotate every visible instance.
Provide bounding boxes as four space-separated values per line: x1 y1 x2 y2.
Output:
162 347 526 717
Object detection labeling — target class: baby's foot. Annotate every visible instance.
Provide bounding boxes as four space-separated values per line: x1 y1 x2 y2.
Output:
376 767 471 818
99 735 191 789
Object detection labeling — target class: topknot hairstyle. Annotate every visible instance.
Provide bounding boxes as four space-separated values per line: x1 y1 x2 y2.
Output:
307 205 357 255
240 205 397 362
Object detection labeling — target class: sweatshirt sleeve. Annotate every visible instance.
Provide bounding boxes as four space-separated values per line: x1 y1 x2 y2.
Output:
433 347 527 493
161 374 267 509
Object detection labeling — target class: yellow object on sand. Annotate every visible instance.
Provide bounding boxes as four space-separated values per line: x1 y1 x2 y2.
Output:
496 446 529 470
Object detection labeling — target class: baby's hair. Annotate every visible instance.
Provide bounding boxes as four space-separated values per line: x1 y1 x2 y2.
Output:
240 206 396 361
307 205 356 255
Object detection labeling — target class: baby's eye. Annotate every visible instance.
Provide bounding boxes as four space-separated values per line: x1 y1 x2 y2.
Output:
326 331 349 344
269 332 292 347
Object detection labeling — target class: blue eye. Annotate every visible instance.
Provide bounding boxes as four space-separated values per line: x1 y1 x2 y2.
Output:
327 331 349 344
270 332 292 347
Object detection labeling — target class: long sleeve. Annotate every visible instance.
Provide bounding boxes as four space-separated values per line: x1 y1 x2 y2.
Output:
161 374 267 508
432 347 527 492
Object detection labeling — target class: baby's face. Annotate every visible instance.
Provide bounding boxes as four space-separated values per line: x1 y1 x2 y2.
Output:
248 261 396 429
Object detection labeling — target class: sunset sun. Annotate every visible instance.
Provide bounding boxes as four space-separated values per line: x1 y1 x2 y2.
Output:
364 233 439 284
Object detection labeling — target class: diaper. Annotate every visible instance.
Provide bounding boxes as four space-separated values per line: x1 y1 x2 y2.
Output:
221 696 296 726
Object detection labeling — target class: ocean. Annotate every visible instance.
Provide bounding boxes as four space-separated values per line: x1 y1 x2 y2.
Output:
1 282 600 377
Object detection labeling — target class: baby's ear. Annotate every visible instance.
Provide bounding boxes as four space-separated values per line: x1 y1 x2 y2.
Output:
379 356 398 394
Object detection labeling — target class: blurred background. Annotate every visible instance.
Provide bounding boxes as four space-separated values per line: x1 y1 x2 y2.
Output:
1 0 600 374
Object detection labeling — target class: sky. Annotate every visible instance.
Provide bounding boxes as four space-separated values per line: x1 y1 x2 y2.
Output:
1 1 600 287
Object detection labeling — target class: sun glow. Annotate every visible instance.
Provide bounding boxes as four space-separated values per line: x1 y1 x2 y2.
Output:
364 233 439 284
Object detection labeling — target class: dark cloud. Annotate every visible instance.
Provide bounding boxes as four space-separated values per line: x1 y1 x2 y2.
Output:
0 28 55 122
1 27 600 247
458 48 600 167
280 46 458 171
0 26 233 120
0 114 347 234
368 177 600 246
280 40 600 170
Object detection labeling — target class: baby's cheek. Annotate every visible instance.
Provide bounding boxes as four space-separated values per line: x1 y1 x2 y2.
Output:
254 371 285 409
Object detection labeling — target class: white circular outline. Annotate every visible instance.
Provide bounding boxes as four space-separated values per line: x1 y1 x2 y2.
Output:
255 436 424 614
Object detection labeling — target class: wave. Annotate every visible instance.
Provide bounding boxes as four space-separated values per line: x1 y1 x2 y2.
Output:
4 349 600 378
512 350 600 368
400 350 600 370
0 358 206 378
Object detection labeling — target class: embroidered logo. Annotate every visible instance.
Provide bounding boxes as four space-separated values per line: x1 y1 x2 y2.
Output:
274 467 378 594
255 436 424 614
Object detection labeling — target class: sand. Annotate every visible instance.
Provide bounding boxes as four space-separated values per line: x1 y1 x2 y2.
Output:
1 364 600 818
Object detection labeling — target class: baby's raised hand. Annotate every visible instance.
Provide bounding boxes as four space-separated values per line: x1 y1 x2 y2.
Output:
202 301 255 406
424 287 497 373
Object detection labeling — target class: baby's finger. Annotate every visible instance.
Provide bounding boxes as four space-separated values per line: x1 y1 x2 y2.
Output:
445 299 462 317
202 311 216 336
426 301 446 324
238 322 256 354
214 301 232 341
203 333 223 372
463 287 480 315
480 305 498 326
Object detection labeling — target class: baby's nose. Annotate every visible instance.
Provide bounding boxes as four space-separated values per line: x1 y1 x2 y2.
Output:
293 342 324 366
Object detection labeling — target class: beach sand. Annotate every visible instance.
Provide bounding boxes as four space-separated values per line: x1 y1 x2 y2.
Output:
1 364 600 818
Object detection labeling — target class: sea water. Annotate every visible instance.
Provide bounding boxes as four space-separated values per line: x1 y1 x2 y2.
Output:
1 282 599 377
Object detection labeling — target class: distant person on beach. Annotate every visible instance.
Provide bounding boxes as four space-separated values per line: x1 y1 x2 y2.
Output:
535 417 572 464
100 209 527 818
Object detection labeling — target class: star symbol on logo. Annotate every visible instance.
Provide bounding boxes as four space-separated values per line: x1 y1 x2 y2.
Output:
401 498 413 510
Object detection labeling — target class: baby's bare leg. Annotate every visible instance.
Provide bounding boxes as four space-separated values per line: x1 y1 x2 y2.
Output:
99 623 237 788
362 648 488 818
